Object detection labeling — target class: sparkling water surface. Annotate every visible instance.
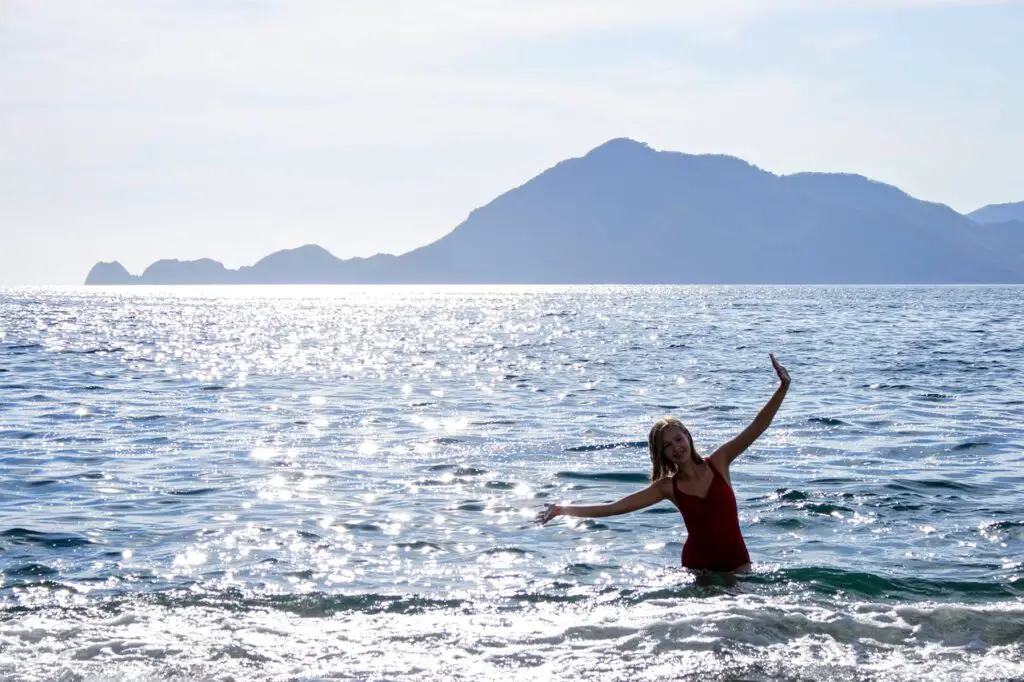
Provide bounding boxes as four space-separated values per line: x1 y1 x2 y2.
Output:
1 285 1022 681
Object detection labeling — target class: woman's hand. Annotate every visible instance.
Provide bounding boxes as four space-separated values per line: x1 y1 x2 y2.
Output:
535 504 561 525
770 353 790 388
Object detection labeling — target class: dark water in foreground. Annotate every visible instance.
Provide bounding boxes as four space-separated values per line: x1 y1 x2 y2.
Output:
1 285 1022 681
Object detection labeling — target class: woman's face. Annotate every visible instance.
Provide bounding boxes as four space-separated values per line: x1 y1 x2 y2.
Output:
661 426 692 466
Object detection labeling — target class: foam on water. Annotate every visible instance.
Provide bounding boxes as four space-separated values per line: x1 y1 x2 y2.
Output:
1 587 1022 681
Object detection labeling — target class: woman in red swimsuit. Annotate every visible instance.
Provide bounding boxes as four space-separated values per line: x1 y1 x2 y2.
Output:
536 354 790 573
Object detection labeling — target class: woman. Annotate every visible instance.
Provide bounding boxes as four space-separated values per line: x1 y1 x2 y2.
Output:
536 353 790 572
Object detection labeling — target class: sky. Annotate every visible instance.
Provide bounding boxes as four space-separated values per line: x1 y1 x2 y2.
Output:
1 0 1022 285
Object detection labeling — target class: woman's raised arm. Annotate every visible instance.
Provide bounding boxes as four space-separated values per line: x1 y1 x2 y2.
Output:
710 353 790 470
536 481 667 525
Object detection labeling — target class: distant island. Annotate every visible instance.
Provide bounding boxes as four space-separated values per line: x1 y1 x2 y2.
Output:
86 139 1024 285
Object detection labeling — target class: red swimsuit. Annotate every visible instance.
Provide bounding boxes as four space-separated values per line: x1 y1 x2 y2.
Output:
670 463 750 571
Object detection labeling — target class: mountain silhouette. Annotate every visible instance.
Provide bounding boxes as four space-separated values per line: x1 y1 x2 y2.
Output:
238 245 399 284
85 139 1024 285
968 201 1024 224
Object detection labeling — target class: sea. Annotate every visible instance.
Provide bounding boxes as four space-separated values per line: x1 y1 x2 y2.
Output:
0 285 1022 681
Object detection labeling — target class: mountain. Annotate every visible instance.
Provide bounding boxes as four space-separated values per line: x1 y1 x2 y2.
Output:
84 138 1024 284
85 258 233 285
85 261 137 285
237 245 400 284
973 220 1024 262
968 201 1024 224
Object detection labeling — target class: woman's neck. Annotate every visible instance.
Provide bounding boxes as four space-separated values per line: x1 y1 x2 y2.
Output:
676 457 703 479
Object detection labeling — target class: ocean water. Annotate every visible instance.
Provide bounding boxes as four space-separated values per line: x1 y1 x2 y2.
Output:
0 285 1022 682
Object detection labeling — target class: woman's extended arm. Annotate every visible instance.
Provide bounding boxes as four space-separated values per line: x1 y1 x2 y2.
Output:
710 353 790 469
535 481 666 525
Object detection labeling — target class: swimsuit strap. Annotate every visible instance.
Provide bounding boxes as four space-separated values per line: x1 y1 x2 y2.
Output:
670 469 685 507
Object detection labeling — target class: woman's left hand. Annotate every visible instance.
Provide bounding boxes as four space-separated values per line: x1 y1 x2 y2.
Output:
770 353 790 388
535 504 561 526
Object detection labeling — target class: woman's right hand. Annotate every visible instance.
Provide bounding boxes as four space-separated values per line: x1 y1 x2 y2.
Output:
770 352 790 388
535 504 561 525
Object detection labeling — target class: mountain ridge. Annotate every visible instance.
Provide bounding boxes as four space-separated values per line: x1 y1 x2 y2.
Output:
85 139 1024 285
968 201 1024 225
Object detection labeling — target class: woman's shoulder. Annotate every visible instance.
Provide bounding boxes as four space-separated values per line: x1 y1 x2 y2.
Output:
653 475 675 495
705 453 733 484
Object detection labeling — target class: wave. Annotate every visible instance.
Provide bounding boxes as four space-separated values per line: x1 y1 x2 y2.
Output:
864 382 913 390
484 480 516 490
556 471 649 483
983 346 1024 355
980 520 1024 537
481 546 529 556
885 478 984 494
59 346 125 355
2 591 1022 682
0 430 39 439
143 588 469 616
0 528 93 549
128 414 168 422
2 343 42 351
392 541 445 552
2 562 59 578
5 565 1019 617
807 477 858 485
953 439 996 451
807 417 848 426
163 487 219 496
692 404 739 412
563 441 646 452
425 464 488 477
801 502 854 515
746 566 1024 601
342 521 381 532
25 479 60 488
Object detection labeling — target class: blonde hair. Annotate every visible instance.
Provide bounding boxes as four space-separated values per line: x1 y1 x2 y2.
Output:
647 417 702 481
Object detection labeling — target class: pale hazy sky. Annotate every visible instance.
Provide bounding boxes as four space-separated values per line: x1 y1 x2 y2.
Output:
1 0 1022 285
